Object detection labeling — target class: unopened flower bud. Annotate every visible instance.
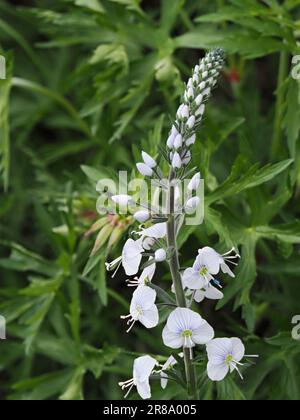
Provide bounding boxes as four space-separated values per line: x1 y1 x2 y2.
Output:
134 210 150 223
155 248 167 262
142 151 156 168
136 163 153 177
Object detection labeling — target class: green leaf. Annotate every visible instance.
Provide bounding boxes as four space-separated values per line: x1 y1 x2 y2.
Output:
255 222 300 244
75 0 105 13
207 159 293 204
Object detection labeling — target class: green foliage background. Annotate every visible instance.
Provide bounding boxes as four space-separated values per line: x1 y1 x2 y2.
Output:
0 0 300 400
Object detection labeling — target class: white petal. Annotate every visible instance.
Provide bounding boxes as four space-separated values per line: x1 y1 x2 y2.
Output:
131 285 157 311
204 285 224 300
139 261 156 284
162 325 183 349
136 380 151 399
136 163 153 177
142 151 156 168
122 239 143 276
133 355 157 383
134 210 150 223
198 247 221 275
230 338 245 362
155 248 167 262
166 307 199 332
206 338 232 365
140 305 159 329
192 319 214 345
207 361 229 381
221 262 235 278
111 194 132 206
182 268 205 290
194 289 205 303
139 222 167 239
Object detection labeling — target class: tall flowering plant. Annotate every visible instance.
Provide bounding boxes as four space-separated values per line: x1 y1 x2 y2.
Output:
100 49 257 400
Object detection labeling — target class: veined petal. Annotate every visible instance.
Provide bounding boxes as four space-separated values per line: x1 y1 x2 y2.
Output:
136 380 151 400
140 305 159 329
122 239 144 276
133 355 157 383
199 247 221 275
206 338 232 365
204 285 224 300
162 325 183 349
182 268 205 290
231 337 245 362
131 285 157 310
207 361 229 382
192 319 215 345
194 289 205 303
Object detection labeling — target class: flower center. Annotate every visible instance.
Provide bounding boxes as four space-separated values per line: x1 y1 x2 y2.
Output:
136 305 143 315
225 354 233 366
182 329 193 338
199 266 208 276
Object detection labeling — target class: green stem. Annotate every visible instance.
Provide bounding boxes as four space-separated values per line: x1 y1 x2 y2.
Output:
166 170 198 400
271 51 289 160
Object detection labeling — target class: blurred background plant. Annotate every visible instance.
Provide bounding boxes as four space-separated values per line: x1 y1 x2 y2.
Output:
0 0 300 400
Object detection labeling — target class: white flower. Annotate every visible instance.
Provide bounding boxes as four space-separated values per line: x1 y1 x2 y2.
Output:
185 196 200 212
122 238 144 276
136 162 153 177
160 353 183 389
194 285 224 303
198 246 240 278
187 115 196 129
121 286 159 332
139 222 167 239
162 307 214 349
182 247 220 289
172 152 182 169
142 151 156 168
134 210 150 223
188 172 201 191
119 355 158 399
206 338 258 381
111 194 132 206
155 248 167 262
167 126 178 148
